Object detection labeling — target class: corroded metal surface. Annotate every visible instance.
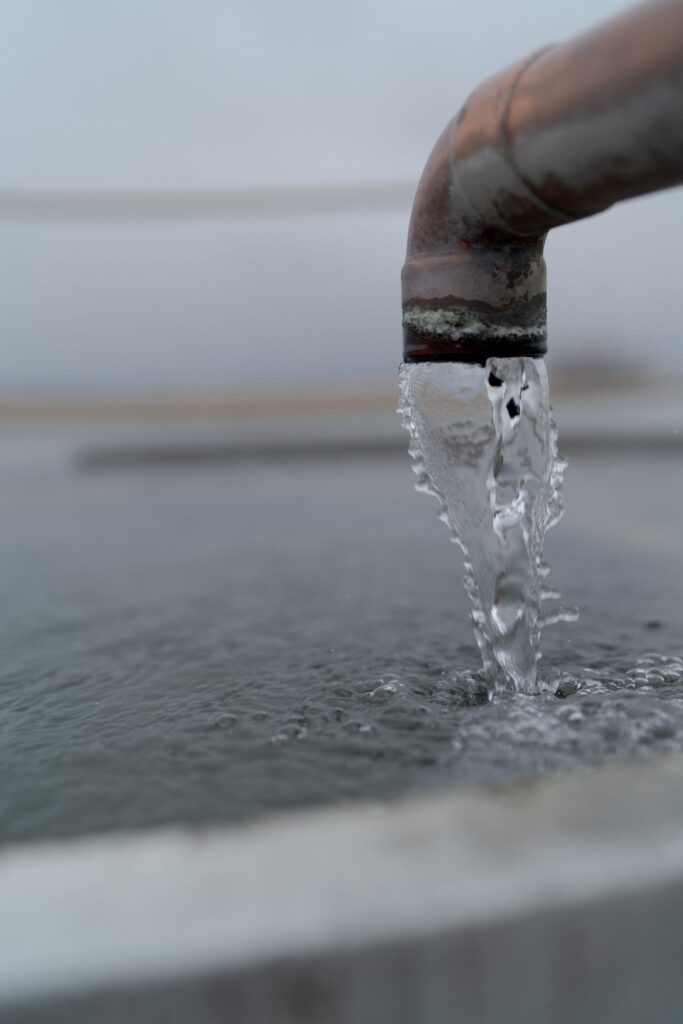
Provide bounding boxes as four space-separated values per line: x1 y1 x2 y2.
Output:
402 0 683 362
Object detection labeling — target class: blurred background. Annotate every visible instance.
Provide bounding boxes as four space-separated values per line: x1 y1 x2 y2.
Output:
1 0 681 424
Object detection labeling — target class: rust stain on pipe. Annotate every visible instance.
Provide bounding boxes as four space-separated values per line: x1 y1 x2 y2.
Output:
402 0 683 363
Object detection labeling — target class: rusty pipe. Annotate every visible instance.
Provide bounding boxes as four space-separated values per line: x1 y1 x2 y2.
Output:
402 0 683 363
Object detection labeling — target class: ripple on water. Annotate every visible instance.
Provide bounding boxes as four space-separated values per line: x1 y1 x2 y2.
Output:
263 654 683 789
3 629 683 843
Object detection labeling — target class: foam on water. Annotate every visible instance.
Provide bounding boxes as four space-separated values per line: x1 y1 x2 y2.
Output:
399 358 577 695
351 653 683 785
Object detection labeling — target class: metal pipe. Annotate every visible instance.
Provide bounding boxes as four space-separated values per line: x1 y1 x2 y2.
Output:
402 0 683 363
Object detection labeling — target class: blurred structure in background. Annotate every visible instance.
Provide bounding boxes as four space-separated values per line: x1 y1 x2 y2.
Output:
0 0 681 411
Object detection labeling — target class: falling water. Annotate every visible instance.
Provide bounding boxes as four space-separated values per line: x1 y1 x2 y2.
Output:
399 357 577 695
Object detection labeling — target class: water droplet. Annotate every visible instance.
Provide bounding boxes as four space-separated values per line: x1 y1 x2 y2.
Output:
211 713 237 730
368 681 400 703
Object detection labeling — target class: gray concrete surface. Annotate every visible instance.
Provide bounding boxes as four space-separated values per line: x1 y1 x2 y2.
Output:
2 755 683 1022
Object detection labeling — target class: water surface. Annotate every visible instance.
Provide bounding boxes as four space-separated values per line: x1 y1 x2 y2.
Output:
0 438 682 844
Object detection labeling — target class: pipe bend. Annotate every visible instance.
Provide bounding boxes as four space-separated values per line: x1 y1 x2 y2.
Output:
402 0 683 363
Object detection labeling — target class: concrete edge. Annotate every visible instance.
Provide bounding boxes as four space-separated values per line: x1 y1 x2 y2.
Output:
2 755 683 1016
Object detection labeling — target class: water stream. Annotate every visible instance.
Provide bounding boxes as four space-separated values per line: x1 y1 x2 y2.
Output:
399 357 577 695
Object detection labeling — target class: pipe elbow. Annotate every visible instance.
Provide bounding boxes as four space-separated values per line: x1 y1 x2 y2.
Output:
402 58 556 364
402 0 683 363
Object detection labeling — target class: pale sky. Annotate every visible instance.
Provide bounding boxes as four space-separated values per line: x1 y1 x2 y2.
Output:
0 0 680 394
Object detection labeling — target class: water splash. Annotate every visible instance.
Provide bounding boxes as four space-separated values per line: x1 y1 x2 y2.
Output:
399 358 577 695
